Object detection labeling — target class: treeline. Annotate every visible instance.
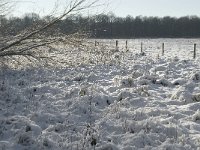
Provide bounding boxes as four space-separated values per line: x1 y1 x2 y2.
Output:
1 13 200 38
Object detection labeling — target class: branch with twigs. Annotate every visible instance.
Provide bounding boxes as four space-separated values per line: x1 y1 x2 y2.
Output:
0 0 99 67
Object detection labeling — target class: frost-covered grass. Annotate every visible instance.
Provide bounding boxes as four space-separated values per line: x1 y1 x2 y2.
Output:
0 39 200 150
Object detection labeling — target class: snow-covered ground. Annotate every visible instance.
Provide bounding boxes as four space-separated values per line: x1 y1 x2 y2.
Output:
0 39 200 150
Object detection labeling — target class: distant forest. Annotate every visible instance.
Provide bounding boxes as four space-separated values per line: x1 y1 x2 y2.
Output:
1 13 200 38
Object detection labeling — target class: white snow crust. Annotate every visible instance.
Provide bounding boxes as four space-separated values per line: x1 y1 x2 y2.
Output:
0 39 200 150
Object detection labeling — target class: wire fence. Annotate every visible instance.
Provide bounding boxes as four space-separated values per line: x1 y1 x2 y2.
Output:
92 39 200 60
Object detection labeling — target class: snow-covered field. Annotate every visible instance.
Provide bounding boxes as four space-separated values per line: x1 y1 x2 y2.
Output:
0 39 200 150
97 38 200 59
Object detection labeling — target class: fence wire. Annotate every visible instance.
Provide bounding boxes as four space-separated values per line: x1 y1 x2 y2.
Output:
92 39 200 60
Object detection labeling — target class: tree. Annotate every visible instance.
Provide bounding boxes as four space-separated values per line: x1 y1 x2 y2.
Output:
0 0 99 67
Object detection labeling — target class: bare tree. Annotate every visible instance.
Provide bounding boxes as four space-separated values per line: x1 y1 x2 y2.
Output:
0 0 99 67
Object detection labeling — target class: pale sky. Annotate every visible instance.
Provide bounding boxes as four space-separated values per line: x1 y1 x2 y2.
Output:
12 0 200 17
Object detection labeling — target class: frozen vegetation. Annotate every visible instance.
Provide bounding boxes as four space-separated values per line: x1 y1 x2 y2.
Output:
0 39 200 149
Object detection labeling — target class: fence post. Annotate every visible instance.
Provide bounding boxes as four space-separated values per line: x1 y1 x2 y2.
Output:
116 40 118 50
125 40 128 50
116 40 118 47
95 40 97 47
162 43 164 56
194 43 197 59
141 42 143 53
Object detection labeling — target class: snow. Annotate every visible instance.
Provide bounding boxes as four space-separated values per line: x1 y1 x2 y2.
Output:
1 38 200 149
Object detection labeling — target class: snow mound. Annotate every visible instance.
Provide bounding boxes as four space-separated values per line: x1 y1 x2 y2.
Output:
1 48 200 149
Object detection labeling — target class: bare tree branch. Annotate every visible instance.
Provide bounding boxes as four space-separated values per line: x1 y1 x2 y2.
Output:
0 0 102 68
0 0 97 52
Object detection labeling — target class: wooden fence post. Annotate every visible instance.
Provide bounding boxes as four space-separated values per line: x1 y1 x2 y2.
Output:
116 40 118 50
125 40 128 50
194 43 197 59
141 42 143 53
95 40 97 47
162 43 164 56
116 40 118 47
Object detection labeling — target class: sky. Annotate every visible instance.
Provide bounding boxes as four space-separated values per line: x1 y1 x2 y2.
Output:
12 0 200 18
